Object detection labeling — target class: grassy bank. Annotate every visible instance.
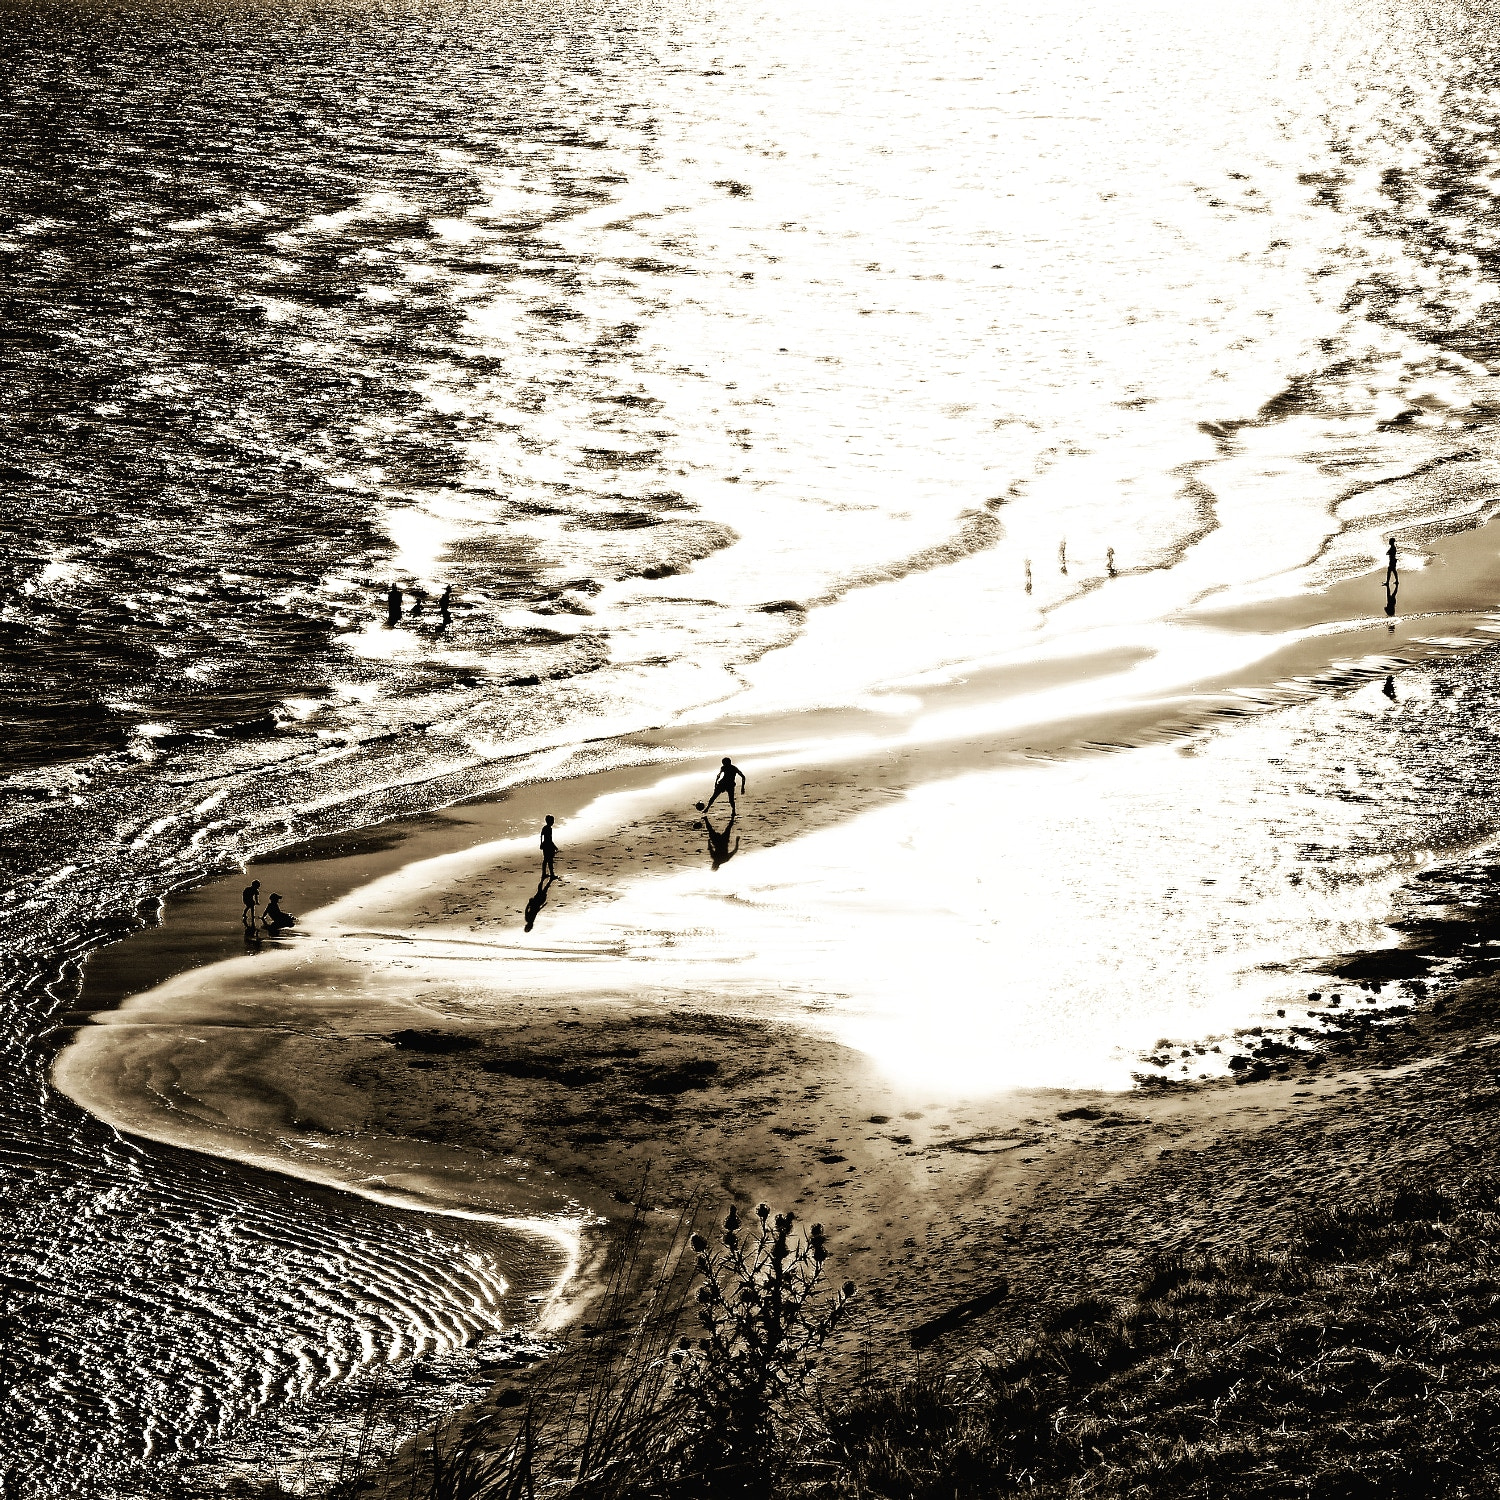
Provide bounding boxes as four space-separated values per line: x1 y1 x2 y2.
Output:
305 1172 1500 1500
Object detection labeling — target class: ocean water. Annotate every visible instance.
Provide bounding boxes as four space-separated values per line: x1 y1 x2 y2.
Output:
10 0 1500 1487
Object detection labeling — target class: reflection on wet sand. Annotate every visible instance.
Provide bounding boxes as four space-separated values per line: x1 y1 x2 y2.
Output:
703 812 739 871
524 874 556 932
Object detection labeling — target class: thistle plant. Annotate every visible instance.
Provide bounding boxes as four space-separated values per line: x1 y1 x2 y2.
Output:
668 1203 855 1490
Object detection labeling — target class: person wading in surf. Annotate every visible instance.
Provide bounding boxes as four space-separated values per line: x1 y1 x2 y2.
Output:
702 757 746 814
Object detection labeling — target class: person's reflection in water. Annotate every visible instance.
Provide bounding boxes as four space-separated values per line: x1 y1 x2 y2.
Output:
1384 576 1399 622
1383 674 1398 701
703 811 739 872
524 874 555 932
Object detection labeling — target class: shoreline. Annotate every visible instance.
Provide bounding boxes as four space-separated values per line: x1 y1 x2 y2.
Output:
48 509 1500 1484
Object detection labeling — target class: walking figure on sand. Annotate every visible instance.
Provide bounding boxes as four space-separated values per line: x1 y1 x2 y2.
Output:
1385 537 1399 587
699 756 746 814
540 814 557 878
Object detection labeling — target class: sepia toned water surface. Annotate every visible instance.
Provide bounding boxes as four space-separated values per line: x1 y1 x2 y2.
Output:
10 0 1500 1486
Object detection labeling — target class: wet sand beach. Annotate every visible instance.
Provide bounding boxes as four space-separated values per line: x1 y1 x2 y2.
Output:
51 510 1500 1462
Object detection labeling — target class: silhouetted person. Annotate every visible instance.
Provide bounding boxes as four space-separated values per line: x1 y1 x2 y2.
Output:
261 893 296 933
540 815 557 877
1385 538 1399 587
1106 546 1116 578
410 586 427 616
386 583 402 626
242 879 261 928
702 757 746 813
524 874 554 932
704 811 739 871
439 585 453 624
1383 674 1397 701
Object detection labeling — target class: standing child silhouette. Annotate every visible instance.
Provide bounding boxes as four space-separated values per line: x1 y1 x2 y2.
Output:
540 815 557 878
701 757 746 814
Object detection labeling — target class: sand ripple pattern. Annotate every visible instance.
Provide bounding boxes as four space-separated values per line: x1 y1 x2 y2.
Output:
0 981 556 1488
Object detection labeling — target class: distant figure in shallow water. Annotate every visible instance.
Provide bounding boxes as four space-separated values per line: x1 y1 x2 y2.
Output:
439 585 453 625
704 811 739 871
540 815 557 878
410 586 427 616
261 894 296 933
386 583 402 626
524 874 554 932
702 757 746 814
1383 674 1397 701
241 879 261 928
1385 538 1399 587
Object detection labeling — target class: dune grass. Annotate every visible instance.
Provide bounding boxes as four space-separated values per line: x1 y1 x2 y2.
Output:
402 1176 1500 1499
829 1177 1500 1498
